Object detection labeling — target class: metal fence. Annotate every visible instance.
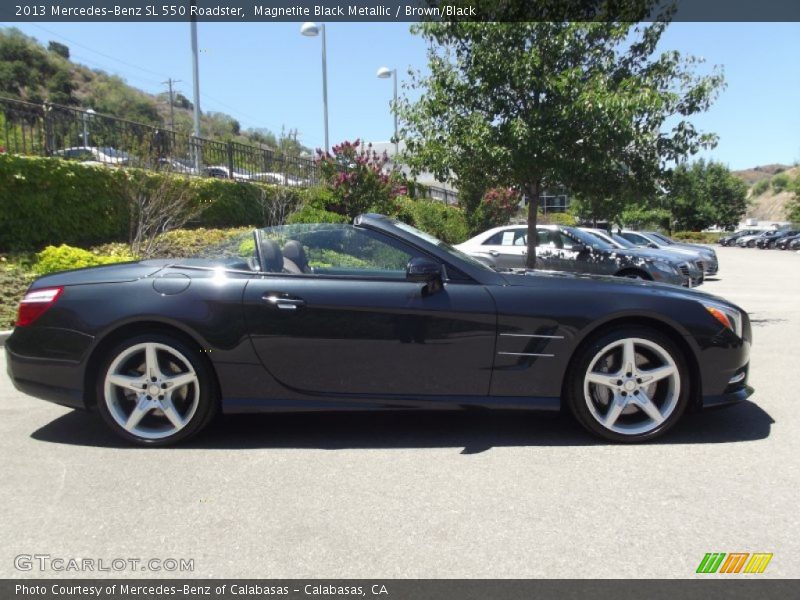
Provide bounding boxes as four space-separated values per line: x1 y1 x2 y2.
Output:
0 96 457 203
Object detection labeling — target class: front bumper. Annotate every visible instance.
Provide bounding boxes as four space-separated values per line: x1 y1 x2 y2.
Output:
703 384 754 409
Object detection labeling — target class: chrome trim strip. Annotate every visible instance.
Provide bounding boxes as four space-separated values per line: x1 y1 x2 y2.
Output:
499 333 565 339
497 352 555 358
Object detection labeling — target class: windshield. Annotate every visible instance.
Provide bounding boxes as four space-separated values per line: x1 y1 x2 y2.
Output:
610 234 636 248
391 220 496 271
565 227 615 250
583 230 622 248
648 232 674 245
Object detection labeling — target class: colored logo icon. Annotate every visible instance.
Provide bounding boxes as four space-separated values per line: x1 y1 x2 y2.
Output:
697 553 773 574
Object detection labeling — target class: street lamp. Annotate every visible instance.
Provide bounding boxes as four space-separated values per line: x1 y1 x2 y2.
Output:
376 66 398 156
300 22 329 153
82 108 95 146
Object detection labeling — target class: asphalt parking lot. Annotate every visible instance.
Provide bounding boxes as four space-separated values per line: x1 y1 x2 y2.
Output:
1 246 798 579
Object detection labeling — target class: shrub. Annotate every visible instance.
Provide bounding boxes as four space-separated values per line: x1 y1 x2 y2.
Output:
671 231 724 243
287 205 348 225
391 197 470 244
0 154 304 251
752 179 770 196
147 227 251 258
771 173 790 192
32 244 135 275
0 155 129 251
540 212 577 226
0 266 36 328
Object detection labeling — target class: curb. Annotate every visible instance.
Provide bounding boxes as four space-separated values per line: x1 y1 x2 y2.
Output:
0 330 12 347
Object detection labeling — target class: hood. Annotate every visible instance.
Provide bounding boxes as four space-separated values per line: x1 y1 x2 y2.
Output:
500 268 735 306
616 246 684 264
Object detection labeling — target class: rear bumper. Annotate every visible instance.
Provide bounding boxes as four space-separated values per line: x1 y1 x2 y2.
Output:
5 336 89 410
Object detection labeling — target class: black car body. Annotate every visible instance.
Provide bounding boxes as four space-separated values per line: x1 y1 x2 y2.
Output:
5 214 753 445
534 225 693 286
756 230 799 249
736 230 780 248
777 233 800 250
719 230 758 246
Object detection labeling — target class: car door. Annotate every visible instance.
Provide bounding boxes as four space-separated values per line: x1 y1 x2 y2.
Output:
535 229 563 270
242 224 497 398
479 228 528 268
554 231 607 275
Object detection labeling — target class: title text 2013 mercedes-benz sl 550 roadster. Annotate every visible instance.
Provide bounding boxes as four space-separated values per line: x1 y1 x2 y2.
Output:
5 214 753 445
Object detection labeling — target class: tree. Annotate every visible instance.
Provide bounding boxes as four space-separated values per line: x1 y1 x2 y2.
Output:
665 160 748 231
119 173 201 258
398 3 724 267
787 173 800 223
47 41 70 60
316 139 404 218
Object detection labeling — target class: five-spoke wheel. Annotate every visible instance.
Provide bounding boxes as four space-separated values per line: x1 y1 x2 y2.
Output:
96 334 216 445
567 327 689 442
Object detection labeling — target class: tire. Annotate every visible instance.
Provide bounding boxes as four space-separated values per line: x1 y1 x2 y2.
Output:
565 326 690 443
95 333 218 446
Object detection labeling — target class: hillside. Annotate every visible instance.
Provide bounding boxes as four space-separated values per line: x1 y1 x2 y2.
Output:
734 165 799 222
0 27 307 154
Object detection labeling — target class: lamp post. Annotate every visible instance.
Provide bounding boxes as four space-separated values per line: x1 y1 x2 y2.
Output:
376 66 398 156
300 22 329 153
82 108 95 146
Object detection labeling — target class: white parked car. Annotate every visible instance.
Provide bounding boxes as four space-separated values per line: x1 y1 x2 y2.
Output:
54 146 132 166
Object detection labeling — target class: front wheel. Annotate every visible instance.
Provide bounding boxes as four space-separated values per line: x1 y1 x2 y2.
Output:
565 327 690 442
95 333 218 446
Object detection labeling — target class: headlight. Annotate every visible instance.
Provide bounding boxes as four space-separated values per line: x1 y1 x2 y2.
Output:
700 300 743 338
652 260 678 275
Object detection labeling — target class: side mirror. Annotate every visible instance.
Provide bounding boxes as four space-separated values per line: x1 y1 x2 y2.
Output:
571 242 588 253
406 256 442 283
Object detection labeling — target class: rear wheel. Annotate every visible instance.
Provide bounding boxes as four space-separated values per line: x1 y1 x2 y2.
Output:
95 333 217 446
566 327 690 442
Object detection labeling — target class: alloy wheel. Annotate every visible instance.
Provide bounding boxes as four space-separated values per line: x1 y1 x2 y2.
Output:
583 337 681 436
103 342 200 440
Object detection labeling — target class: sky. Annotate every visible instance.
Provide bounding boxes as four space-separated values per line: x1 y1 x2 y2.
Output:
4 20 799 170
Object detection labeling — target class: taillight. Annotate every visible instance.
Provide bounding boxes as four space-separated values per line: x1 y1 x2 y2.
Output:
16 287 63 327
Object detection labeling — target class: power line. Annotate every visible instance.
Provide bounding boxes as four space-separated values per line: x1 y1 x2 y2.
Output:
30 24 170 80
28 23 284 137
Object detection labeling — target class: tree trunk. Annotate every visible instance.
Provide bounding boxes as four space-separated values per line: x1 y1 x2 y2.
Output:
525 180 541 269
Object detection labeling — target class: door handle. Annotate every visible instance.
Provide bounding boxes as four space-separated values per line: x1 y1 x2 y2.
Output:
263 294 306 310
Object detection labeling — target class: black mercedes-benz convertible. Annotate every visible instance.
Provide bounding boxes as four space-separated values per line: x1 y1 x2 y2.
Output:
5 214 753 445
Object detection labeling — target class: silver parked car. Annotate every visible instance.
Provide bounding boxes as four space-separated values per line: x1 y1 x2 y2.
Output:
619 230 719 277
455 224 692 286
581 228 703 287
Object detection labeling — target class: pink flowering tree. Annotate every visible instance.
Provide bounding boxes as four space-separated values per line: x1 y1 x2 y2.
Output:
316 139 405 218
474 187 520 230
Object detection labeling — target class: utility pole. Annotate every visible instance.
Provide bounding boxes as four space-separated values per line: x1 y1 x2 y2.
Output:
162 78 181 131
190 0 202 170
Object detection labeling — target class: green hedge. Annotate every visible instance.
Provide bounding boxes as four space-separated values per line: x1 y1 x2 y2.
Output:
391 197 470 245
672 231 724 243
0 155 305 251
